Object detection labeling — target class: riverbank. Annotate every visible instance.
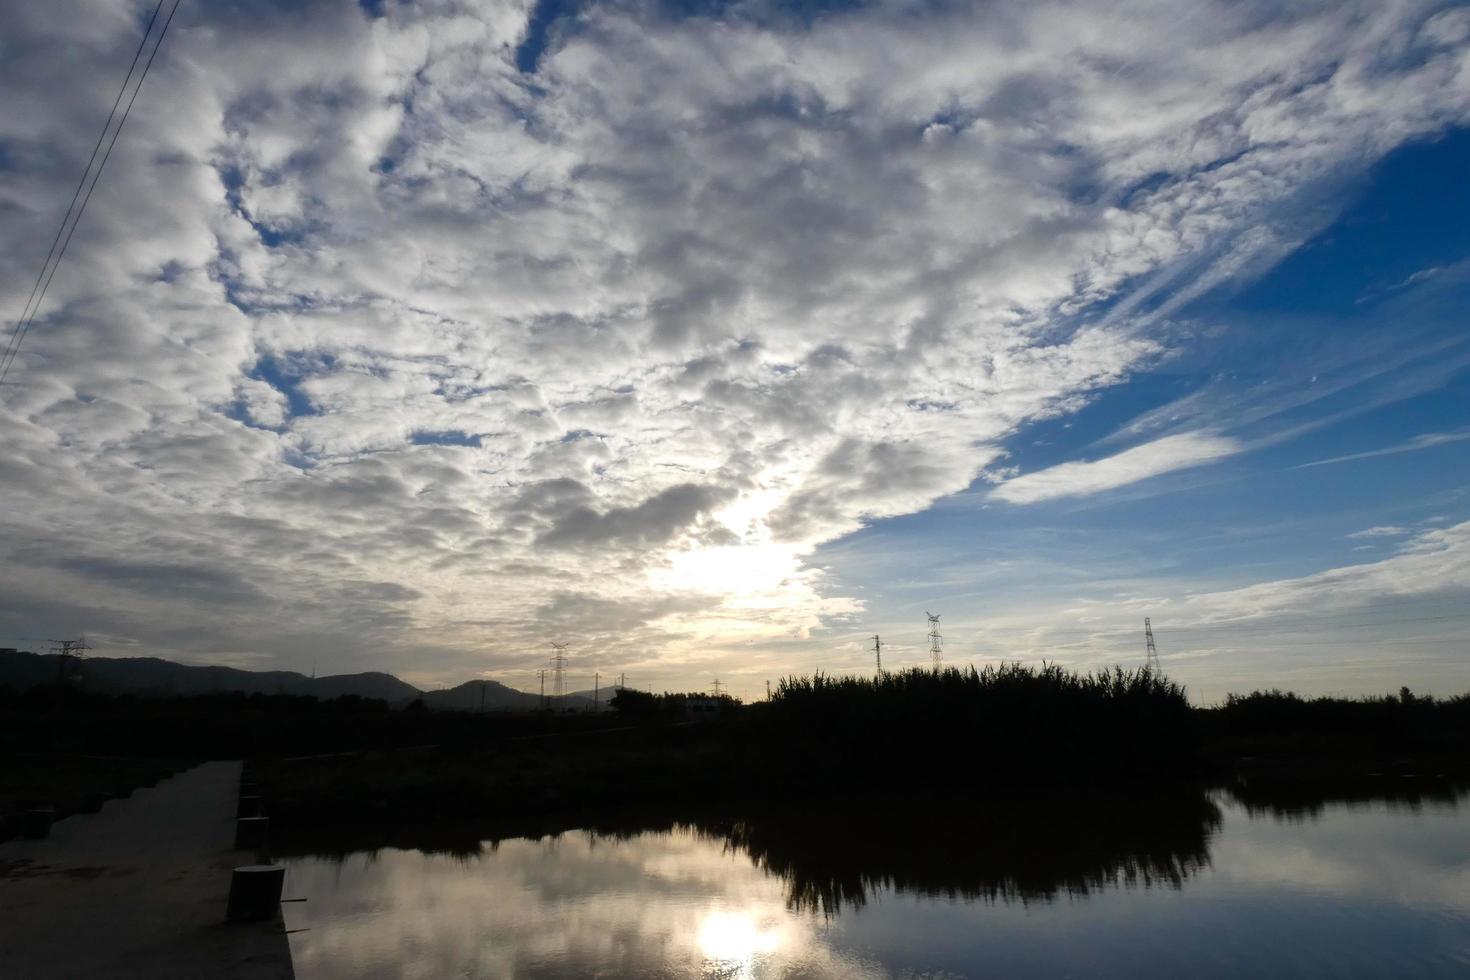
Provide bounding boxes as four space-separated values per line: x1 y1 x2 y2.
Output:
0 761 293 979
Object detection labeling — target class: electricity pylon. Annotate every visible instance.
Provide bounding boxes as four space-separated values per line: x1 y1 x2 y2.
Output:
549 642 568 699
1144 618 1161 674
48 636 90 685
926 612 942 668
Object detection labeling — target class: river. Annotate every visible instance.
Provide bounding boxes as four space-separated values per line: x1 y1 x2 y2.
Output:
278 777 1469 978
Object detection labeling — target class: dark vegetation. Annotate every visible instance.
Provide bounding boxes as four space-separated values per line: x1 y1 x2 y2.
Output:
0 683 639 762
1205 686 1470 756
753 664 1197 786
0 683 616 838
2 664 1467 837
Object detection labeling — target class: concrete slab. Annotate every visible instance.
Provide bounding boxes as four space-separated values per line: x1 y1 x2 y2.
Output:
0 761 294 979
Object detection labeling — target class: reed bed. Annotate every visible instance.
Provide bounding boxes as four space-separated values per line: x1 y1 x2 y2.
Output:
752 662 1198 785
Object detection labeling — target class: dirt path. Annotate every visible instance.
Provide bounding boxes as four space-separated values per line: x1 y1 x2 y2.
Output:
0 760 294 979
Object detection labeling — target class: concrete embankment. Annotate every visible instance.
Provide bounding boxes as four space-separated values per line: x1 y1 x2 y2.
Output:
0 760 294 979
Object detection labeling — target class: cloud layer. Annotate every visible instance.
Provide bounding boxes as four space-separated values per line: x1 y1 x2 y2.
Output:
1 0 1468 686
991 432 1241 504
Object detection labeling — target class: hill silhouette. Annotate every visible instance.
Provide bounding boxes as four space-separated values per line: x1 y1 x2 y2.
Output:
1 648 443 706
421 679 608 713
0 647 628 716
0 648 618 712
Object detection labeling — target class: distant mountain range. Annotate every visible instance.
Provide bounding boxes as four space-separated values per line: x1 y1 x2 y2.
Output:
420 680 610 713
0 648 613 712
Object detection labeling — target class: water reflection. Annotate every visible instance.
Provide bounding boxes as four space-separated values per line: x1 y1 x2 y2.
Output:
279 781 1470 980
280 788 1221 915
1223 771 1469 820
712 790 1219 913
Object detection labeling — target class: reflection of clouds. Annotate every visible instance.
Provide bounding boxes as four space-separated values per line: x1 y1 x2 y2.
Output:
1208 798 1470 914
284 830 887 980
283 797 1470 979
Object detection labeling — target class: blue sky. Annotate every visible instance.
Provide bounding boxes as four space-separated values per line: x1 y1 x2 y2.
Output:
0 0 1467 700
815 130 1470 699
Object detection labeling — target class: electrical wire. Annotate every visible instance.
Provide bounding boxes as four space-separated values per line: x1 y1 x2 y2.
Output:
0 1 166 382
0 0 183 387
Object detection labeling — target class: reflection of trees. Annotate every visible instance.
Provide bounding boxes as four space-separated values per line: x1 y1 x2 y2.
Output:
697 790 1222 915
275 792 1220 913
1223 773 1469 821
280 778 1470 916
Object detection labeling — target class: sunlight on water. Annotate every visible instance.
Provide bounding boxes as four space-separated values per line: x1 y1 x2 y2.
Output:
280 786 1470 980
697 909 785 976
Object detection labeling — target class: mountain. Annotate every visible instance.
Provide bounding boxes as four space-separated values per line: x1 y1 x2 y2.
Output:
0 648 614 713
421 679 539 712
566 688 617 710
421 680 609 713
0 648 419 703
300 672 421 701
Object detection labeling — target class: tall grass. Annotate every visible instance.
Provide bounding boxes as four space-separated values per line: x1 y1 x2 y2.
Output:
752 662 1197 785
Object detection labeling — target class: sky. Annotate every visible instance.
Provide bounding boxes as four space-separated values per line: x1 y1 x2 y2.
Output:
0 0 1467 703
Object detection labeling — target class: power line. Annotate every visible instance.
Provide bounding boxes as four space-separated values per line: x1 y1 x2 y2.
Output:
0 0 184 387
972 609 1470 639
0 0 166 383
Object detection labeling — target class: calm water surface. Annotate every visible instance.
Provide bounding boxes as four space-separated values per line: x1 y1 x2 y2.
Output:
280 781 1470 979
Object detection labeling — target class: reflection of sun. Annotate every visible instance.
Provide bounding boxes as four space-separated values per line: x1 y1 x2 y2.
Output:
697 909 783 975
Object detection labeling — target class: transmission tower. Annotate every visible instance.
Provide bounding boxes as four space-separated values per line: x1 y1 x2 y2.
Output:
549 642 568 699
1144 618 1161 674
537 668 547 711
926 612 943 667
711 678 723 698
48 636 90 685
872 634 883 676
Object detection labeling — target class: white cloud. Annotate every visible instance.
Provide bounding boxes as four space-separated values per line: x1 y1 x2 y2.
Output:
1347 526 1411 539
1300 429 1470 468
0 0 1467 687
991 432 1241 504
1178 520 1470 621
